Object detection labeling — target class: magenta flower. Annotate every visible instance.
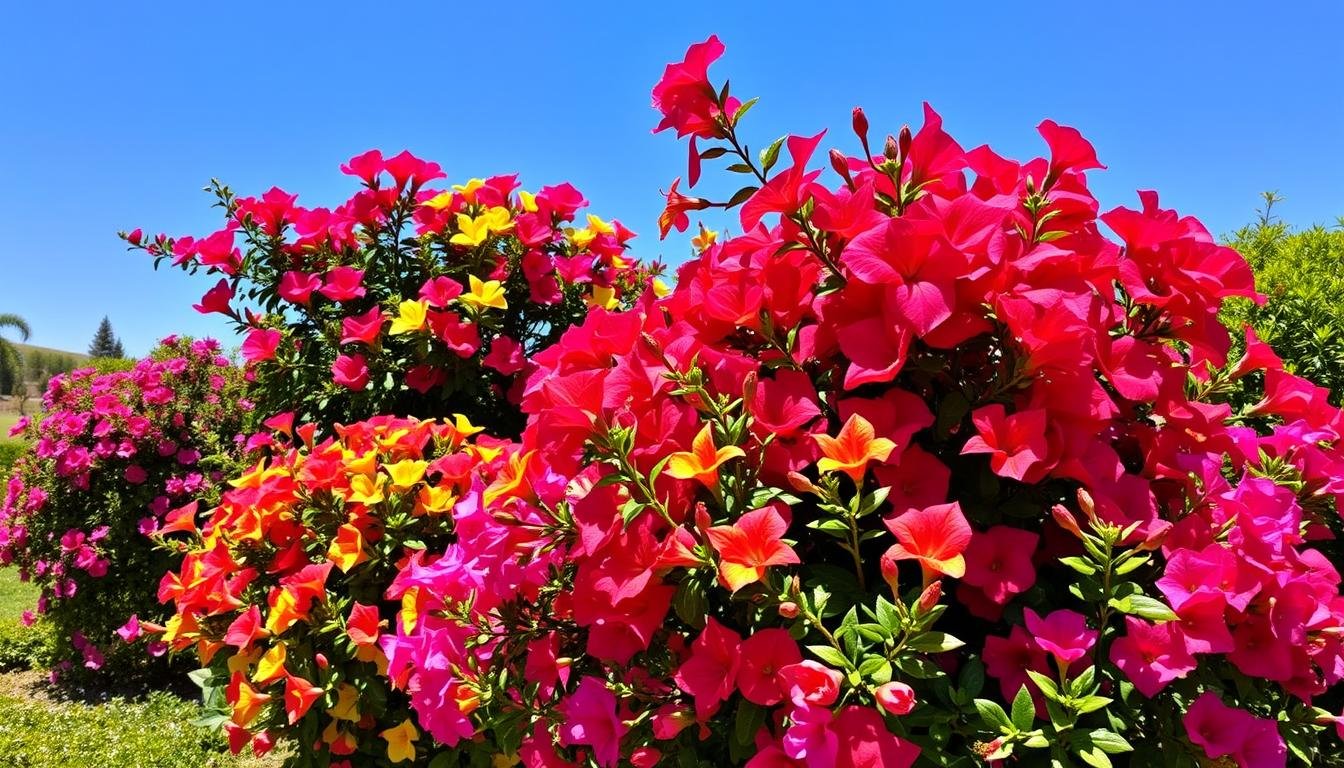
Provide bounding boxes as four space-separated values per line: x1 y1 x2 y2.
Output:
1023 608 1096 666
1109 617 1196 697
557 677 628 768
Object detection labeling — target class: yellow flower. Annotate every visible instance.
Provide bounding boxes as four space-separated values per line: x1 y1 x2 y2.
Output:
482 205 513 233
344 449 378 478
421 190 454 210
450 212 492 248
253 642 287 684
388 299 429 335
329 683 360 722
452 178 485 203
587 284 618 310
459 275 508 311
692 223 718 251
653 277 672 297
384 459 428 491
381 719 419 764
518 190 538 213
450 413 485 440
347 473 386 505
231 680 271 728
400 586 423 634
570 213 614 248
415 485 457 515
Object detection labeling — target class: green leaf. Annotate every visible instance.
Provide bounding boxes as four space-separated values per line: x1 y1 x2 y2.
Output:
807 644 851 669
672 579 708 629
759 136 786 175
1073 695 1114 714
1025 670 1060 699
1076 747 1113 768
1087 730 1133 754
1115 593 1179 622
1059 555 1098 576
726 186 758 208
973 699 1013 732
699 146 730 160
958 658 985 699
734 700 767 749
906 631 965 653
1070 665 1097 696
1011 684 1035 730
732 97 759 125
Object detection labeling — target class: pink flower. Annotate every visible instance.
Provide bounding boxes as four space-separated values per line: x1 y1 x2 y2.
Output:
1108 617 1196 697
959 526 1039 605
331 354 369 391
123 465 147 485
483 336 527 376
192 278 234 316
277 271 321 305
1023 609 1096 666
557 677 628 768
1184 692 1286 768
651 35 738 139
418 276 463 308
115 614 141 643
318 267 367 302
240 328 282 364
778 660 843 707
832 705 920 768
875 681 916 716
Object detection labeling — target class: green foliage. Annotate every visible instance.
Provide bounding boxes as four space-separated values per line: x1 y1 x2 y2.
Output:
1222 192 1344 400
0 441 24 475
0 313 32 398
0 691 269 768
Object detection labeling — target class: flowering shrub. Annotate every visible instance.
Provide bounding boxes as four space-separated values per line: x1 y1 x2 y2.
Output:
0 337 248 678
348 36 1344 768
154 414 537 765
129 153 655 434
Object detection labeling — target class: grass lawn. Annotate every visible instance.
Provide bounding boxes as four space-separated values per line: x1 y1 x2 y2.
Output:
0 411 22 436
0 569 278 767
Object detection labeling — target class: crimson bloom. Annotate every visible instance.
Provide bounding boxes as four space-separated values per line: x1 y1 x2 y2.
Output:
657 178 711 239
960 525 1039 605
673 617 741 720
332 354 370 391
706 505 800 592
651 35 737 139
240 328 282 364
736 628 802 706
192 278 235 316
340 305 385 347
960 404 1053 483
882 502 972 581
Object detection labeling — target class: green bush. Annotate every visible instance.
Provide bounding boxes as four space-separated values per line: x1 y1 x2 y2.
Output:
0 691 268 768
1222 192 1344 400
0 621 54 671
0 441 23 475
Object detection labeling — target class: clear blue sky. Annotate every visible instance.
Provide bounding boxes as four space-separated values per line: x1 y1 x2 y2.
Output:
2 1 1341 356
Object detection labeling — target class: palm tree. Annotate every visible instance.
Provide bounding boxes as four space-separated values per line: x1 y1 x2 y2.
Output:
0 313 32 406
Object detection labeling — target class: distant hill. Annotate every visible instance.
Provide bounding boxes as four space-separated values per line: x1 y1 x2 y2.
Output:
13 342 88 362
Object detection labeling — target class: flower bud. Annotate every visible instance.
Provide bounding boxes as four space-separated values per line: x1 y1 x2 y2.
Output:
883 134 900 161
742 371 758 414
851 107 869 143
126 228 143 245
778 601 800 619
916 580 942 611
314 652 329 670
898 125 912 160
1050 504 1084 540
875 681 916 716
1136 520 1172 552
1076 488 1097 523
787 471 820 495
829 149 854 187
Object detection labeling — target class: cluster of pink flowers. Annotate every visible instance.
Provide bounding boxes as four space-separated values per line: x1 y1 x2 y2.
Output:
1 337 248 674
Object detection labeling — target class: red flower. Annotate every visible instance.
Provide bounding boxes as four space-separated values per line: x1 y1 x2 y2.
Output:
673 617 741 720
340 306 385 347
657 178 711 239
331 354 369 391
192 278 235 316
882 503 972 581
318 267 367 303
736 628 801 706
960 404 1053 483
651 35 737 139
960 526 1039 606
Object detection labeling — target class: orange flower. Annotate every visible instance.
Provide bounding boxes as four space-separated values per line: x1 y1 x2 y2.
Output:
327 523 369 573
283 673 324 724
813 414 896 482
484 450 534 506
231 677 271 728
665 424 745 488
882 502 973 582
706 506 800 592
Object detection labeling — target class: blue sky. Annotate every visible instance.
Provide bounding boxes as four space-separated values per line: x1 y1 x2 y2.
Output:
1 1 1340 356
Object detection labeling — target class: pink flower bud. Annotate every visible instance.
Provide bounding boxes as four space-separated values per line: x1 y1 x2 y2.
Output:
875 681 916 716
